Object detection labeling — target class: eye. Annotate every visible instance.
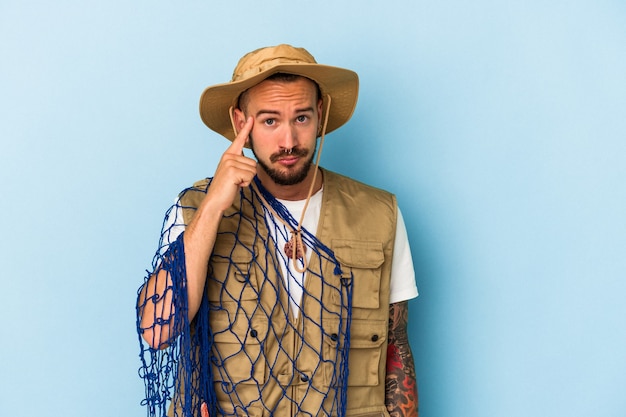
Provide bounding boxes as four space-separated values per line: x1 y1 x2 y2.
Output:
296 115 308 123
264 118 275 126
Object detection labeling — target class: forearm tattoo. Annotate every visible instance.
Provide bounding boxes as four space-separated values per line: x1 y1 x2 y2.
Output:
386 301 419 417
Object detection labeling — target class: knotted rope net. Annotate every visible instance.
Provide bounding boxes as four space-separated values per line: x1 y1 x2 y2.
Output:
137 177 354 417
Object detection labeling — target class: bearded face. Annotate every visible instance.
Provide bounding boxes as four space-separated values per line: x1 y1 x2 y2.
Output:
250 140 316 186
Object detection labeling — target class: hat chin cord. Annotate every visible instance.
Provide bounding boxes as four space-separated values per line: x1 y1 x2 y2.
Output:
232 94 332 273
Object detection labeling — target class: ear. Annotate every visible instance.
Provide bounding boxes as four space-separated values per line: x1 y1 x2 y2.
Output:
232 108 247 135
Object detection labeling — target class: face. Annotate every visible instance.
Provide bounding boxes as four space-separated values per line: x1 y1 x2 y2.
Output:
234 77 323 187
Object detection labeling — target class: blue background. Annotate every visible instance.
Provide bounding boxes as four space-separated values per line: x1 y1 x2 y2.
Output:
1 1 625 416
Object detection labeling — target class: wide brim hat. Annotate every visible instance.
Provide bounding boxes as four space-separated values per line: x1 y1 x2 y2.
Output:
199 44 359 141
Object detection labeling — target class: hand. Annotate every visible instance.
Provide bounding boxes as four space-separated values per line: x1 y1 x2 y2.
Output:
201 402 210 417
206 116 257 212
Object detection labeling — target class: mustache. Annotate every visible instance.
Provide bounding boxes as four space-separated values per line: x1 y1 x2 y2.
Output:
269 147 308 162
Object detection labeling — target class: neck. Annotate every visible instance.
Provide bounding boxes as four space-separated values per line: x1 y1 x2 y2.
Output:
257 166 323 201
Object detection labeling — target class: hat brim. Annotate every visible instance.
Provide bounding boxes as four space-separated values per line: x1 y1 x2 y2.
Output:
199 63 359 141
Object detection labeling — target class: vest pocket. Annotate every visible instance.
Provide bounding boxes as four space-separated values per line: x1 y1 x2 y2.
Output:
207 237 259 306
207 259 258 304
210 310 268 387
331 240 384 309
346 319 386 387
323 318 386 387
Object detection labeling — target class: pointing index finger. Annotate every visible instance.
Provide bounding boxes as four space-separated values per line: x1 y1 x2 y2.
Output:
227 116 253 155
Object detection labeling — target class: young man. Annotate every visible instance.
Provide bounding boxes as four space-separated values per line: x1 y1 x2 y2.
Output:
137 44 418 417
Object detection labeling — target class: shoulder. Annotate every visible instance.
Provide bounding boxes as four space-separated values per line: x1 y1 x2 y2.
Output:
178 177 213 207
189 178 212 193
323 169 396 208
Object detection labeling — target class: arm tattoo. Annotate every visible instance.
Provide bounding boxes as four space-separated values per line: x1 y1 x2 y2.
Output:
386 301 419 417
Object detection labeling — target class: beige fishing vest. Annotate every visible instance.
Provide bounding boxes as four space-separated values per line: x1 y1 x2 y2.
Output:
179 169 397 417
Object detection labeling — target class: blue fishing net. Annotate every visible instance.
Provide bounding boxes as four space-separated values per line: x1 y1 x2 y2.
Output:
137 177 353 417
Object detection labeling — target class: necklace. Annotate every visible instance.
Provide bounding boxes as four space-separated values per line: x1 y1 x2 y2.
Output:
284 232 306 260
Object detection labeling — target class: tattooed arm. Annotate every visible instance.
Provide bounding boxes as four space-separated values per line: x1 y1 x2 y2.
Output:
386 301 419 417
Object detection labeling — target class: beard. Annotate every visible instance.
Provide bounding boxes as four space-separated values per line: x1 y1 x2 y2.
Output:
250 137 316 186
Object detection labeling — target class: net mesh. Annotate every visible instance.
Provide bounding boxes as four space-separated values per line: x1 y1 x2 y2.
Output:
137 177 353 417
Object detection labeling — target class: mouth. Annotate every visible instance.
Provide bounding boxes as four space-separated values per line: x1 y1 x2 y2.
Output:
270 148 307 165
276 156 300 166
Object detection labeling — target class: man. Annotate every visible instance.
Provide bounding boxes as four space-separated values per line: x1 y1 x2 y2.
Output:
137 44 418 417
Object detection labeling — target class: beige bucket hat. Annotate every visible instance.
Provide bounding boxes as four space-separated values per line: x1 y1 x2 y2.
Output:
199 44 359 141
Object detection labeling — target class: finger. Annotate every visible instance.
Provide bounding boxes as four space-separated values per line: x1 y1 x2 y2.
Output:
217 153 257 177
201 402 209 417
226 116 253 156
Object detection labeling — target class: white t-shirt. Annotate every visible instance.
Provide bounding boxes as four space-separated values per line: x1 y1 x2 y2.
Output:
162 188 418 315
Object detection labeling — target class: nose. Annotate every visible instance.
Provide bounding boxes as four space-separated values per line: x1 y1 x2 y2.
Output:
279 125 298 150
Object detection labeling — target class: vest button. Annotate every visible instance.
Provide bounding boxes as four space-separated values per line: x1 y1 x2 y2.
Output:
330 333 338 341
371 334 379 342
300 375 309 382
250 329 258 338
